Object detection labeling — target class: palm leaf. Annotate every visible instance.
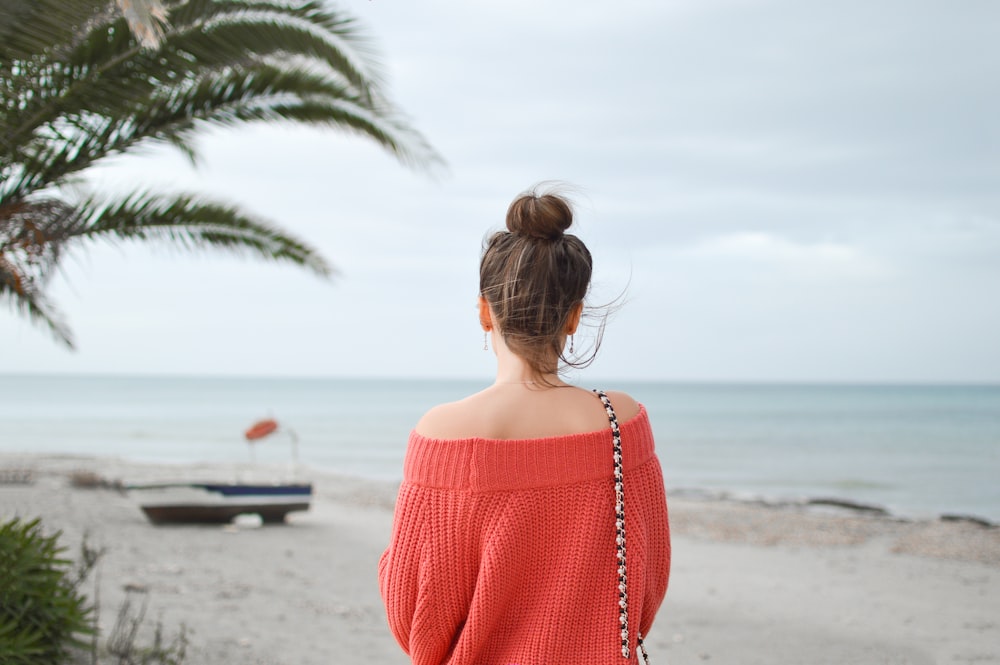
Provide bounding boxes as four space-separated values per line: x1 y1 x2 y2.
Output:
73 190 334 277
0 0 107 61
2 1 440 199
0 198 81 347
1 0 442 347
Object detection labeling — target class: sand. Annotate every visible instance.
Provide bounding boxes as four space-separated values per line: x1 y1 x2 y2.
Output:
2 453 998 664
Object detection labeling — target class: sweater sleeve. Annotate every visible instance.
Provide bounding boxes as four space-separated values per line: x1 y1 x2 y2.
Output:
637 457 671 638
378 483 422 655
378 482 476 665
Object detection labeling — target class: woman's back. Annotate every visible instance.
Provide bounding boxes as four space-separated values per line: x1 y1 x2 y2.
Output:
380 389 668 665
379 186 669 664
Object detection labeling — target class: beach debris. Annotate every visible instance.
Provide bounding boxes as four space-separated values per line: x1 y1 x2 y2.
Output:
69 469 126 491
940 513 995 529
223 513 264 532
806 497 889 516
0 467 33 484
233 513 264 529
69 470 102 488
70 469 104 488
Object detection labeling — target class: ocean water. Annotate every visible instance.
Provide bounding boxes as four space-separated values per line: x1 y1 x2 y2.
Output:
1 374 998 521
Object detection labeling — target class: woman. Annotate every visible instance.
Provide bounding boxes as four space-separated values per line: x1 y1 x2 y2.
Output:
378 186 670 664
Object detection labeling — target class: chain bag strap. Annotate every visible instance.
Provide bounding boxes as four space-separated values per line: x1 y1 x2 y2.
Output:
594 390 650 664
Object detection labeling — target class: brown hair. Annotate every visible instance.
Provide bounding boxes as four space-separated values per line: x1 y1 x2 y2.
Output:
480 185 602 377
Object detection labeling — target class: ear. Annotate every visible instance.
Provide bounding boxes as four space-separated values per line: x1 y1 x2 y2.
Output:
565 302 584 335
478 296 493 331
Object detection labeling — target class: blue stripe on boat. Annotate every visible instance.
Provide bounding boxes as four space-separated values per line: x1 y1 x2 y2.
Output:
199 484 312 496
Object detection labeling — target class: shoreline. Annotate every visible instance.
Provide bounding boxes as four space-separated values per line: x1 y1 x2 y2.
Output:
668 485 999 528
5 450 996 527
2 453 999 664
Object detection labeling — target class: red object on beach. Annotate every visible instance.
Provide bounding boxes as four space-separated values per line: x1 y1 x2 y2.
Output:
244 419 279 441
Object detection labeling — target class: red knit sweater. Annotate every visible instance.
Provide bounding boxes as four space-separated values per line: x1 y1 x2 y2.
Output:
378 406 671 665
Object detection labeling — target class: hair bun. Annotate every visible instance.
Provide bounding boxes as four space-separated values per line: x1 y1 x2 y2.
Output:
506 192 573 240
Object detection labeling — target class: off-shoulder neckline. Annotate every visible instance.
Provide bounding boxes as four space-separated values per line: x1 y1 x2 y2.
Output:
410 404 647 444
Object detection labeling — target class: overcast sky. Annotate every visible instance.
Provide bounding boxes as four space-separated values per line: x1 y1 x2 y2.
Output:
2 0 998 382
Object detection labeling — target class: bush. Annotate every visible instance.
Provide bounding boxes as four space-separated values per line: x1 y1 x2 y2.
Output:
1 516 187 665
0 517 93 665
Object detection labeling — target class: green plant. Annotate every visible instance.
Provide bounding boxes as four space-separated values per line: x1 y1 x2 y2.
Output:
105 590 187 665
0 517 94 665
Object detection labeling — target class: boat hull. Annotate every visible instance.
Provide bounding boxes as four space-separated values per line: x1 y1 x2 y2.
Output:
128 483 313 525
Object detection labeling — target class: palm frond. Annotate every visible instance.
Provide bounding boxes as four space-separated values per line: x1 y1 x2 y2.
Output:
0 198 82 347
0 0 107 61
1 0 443 348
0 272 76 348
2 0 442 203
168 0 385 95
74 190 333 277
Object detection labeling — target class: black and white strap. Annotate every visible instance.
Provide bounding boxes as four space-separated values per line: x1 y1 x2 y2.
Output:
594 390 649 663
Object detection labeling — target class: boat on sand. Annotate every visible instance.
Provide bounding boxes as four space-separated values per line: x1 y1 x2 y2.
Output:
129 419 312 525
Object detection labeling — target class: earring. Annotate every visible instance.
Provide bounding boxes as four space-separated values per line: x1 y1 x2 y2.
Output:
569 335 575 354
483 331 488 351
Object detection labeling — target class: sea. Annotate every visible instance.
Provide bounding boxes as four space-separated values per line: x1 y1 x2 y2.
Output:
1 374 998 522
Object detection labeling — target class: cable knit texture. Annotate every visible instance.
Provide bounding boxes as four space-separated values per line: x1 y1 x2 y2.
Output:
378 406 671 665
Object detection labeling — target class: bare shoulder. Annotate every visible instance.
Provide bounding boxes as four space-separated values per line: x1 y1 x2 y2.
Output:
601 390 642 422
414 402 461 439
414 386 642 441
413 392 487 439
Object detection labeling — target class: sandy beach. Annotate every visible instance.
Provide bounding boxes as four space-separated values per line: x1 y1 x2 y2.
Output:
2 453 998 665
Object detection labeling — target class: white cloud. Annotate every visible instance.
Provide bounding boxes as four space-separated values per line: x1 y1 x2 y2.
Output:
674 232 890 280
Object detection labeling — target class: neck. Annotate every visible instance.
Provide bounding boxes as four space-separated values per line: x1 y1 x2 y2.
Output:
491 331 564 387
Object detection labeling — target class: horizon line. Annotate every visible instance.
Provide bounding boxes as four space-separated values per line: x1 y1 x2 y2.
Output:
1 371 998 388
